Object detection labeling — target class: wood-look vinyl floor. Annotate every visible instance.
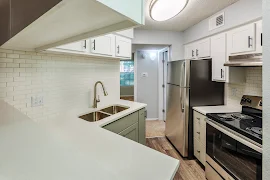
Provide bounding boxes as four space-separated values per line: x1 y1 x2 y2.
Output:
146 137 206 180
120 96 134 101
146 120 165 137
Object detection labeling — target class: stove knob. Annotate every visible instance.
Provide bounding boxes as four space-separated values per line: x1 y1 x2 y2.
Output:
241 98 247 102
246 98 252 103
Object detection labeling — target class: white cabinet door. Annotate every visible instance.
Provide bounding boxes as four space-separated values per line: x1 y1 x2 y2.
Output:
90 35 113 56
211 33 226 82
56 41 86 52
197 38 210 58
227 23 255 54
185 44 196 59
256 20 262 53
115 36 132 58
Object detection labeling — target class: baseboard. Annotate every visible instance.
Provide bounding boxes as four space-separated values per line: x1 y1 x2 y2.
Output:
146 118 159 121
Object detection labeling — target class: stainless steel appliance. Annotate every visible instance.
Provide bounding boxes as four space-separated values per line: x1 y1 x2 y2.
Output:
165 59 224 158
206 95 262 180
224 53 262 67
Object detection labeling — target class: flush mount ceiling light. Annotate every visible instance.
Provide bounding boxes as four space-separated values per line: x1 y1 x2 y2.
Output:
150 0 188 22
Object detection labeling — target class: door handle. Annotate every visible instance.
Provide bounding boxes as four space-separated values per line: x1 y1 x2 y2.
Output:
117 45 120 54
83 40 87 49
221 69 223 79
248 36 252 48
261 33 263 46
93 40 96 50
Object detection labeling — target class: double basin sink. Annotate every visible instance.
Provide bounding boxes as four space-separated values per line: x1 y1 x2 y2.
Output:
79 105 129 122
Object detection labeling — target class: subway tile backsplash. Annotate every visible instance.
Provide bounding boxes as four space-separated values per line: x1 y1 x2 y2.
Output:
0 49 120 121
226 67 262 106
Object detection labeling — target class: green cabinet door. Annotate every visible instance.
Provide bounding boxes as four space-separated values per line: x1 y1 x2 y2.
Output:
118 123 138 142
138 108 146 145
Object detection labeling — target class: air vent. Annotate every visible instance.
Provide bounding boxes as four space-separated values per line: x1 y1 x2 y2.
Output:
209 12 225 31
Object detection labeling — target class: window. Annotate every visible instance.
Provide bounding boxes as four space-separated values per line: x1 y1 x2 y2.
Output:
120 60 134 86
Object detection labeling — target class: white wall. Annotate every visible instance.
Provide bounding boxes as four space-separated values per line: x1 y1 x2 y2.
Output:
0 48 120 121
136 50 159 119
184 0 262 44
133 29 184 60
263 0 270 179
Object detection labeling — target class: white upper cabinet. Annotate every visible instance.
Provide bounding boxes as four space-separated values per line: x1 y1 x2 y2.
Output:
227 23 256 55
1 0 144 51
255 20 263 53
185 44 195 59
56 40 87 52
184 38 210 60
197 38 211 58
115 36 132 58
90 35 114 56
211 33 226 82
115 29 134 39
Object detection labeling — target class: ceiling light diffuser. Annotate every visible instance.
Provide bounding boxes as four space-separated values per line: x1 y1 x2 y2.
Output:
150 0 188 22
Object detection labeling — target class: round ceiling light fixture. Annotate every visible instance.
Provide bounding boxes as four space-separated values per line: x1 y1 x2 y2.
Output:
150 0 188 22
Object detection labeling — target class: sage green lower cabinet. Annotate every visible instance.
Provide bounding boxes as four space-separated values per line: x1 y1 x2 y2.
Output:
103 108 146 145
119 123 138 142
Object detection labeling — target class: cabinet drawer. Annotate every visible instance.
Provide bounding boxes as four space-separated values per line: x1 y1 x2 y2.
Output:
103 112 138 134
206 163 223 180
200 143 206 166
194 138 201 160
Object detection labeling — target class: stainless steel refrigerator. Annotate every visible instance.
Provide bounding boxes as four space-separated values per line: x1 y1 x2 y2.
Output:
165 59 224 158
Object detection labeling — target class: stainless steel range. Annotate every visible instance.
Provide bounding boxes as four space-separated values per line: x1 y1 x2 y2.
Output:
206 95 262 180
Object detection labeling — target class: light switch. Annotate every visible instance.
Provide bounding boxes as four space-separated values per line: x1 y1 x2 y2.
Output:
141 72 148 78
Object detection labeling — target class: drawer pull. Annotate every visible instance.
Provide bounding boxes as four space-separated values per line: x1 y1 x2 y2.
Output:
196 132 200 134
197 150 200 153
197 117 200 120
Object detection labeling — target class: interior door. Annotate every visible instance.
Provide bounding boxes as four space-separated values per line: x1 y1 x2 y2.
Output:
227 23 256 54
91 35 113 56
115 36 131 58
211 33 226 81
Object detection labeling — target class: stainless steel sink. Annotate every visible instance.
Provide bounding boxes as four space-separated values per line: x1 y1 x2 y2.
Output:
79 111 110 122
100 105 129 115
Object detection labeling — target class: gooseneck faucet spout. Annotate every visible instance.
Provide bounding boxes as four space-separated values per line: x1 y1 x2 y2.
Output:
93 81 108 108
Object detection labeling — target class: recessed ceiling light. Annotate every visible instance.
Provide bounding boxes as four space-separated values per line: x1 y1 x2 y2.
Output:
150 0 188 22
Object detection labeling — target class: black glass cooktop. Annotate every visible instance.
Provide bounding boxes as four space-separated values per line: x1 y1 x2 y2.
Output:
207 108 262 144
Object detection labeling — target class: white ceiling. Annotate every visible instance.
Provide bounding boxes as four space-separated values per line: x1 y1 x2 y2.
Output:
139 0 239 31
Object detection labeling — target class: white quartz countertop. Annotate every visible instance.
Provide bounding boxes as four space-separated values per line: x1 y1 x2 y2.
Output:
0 100 179 180
193 105 242 116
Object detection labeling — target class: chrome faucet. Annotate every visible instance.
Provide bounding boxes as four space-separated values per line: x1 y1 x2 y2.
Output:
93 81 108 108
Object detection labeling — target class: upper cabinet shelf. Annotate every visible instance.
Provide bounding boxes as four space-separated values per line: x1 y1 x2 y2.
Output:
0 0 144 51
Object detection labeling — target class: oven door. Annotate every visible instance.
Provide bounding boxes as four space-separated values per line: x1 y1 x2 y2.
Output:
206 120 262 180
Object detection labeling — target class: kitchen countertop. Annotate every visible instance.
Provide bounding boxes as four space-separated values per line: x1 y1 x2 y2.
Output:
0 100 179 180
193 105 242 116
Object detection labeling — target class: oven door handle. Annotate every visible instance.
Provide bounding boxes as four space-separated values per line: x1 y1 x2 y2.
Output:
206 118 262 153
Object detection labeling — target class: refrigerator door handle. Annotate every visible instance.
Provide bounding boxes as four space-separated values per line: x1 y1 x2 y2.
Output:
181 101 185 112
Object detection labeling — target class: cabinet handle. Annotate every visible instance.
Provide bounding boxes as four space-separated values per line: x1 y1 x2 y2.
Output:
221 69 223 78
248 36 252 48
196 49 199 56
192 50 194 57
83 40 87 49
197 117 200 120
261 33 263 46
197 150 200 153
93 40 96 50
196 132 200 134
117 45 120 54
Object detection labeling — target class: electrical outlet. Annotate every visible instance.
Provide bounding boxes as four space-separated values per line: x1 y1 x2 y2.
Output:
31 96 44 107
